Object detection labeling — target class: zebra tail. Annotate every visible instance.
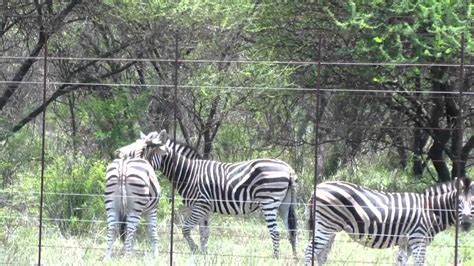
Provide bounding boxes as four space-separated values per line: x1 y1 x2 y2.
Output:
119 214 127 243
289 186 297 237
119 165 127 243
288 170 298 244
119 191 127 242
306 196 315 241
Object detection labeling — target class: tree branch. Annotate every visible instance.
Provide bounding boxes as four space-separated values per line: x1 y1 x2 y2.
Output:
0 0 81 111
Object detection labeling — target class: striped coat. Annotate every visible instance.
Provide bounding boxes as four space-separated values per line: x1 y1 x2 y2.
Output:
304 178 473 265
104 157 161 257
117 130 298 258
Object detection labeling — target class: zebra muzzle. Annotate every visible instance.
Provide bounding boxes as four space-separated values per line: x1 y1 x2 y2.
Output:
460 220 471 232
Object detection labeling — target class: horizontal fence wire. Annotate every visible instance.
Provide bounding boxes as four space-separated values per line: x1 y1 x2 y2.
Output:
1 55 474 68
0 151 464 164
2 80 474 95
1 190 470 213
3 89 470 101
2 212 473 234
3 214 473 249
6 245 302 262
2 32 471 265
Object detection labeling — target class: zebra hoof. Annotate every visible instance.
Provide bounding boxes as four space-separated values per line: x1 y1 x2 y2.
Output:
190 244 199 254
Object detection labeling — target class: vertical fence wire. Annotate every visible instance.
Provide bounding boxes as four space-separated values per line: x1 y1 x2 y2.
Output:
37 31 48 266
4 25 469 265
310 34 323 266
169 30 180 266
454 32 465 266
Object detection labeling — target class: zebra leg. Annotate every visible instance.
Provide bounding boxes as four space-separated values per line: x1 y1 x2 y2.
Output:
304 226 335 265
396 248 410 266
396 236 410 266
124 213 140 256
261 202 281 259
199 217 210 254
318 233 335 265
182 200 211 254
278 190 298 257
146 209 159 257
409 240 427 266
106 220 117 258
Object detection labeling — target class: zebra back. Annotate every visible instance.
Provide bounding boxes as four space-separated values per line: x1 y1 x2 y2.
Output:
117 137 203 160
166 139 203 160
105 157 160 215
424 177 473 196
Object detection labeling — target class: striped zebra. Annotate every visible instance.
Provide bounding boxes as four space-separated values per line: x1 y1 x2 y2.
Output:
117 130 298 258
304 178 474 265
105 155 161 257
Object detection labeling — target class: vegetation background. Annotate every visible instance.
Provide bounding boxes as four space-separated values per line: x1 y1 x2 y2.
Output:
1 0 473 265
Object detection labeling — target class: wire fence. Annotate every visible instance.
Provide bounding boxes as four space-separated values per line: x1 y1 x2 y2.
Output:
2 189 471 213
1 22 472 266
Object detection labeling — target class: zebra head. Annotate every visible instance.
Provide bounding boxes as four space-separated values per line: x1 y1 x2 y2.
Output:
141 130 172 168
115 137 146 159
459 177 473 231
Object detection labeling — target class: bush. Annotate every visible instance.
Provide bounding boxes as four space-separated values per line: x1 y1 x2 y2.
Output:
324 151 434 192
43 154 106 235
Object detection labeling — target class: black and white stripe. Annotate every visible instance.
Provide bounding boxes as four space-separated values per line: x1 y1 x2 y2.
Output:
105 157 161 257
117 130 298 258
304 178 473 265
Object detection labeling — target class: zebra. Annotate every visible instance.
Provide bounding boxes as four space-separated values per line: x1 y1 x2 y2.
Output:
304 177 474 265
116 130 298 259
104 154 161 257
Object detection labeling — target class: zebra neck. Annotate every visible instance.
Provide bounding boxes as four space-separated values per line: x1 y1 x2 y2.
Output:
428 191 457 232
160 151 197 190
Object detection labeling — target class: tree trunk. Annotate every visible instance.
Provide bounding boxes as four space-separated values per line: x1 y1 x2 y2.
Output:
451 136 473 178
68 93 77 155
427 139 451 182
428 67 451 182
413 128 428 177
201 96 221 159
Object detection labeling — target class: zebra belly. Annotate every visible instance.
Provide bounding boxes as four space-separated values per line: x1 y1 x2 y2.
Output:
344 220 403 249
202 178 260 215
348 232 400 249
211 198 259 215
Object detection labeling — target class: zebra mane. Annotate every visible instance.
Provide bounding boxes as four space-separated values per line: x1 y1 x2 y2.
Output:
166 139 203 160
424 177 471 196
461 177 472 196
116 140 145 159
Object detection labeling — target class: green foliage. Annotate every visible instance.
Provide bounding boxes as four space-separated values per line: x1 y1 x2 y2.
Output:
327 0 472 62
0 128 42 187
41 154 106 235
326 152 434 193
2 146 106 237
156 179 184 219
104 0 255 29
215 123 252 162
78 90 150 157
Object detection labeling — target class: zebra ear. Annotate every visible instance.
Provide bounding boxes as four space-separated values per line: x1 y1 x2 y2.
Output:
140 131 146 140
114 149 123 158
158 130 167 143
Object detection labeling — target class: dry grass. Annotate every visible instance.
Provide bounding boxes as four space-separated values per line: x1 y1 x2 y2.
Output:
2 213 473 265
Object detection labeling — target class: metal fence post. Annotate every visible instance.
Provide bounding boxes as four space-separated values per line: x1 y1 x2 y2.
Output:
454 32 465 266
169 30 180 266
311 34 323 266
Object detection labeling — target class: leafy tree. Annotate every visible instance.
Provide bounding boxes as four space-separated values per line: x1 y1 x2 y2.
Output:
325 0 473 181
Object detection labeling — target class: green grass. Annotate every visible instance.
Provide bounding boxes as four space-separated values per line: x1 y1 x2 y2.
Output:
2 151 473 265
2 212 474 265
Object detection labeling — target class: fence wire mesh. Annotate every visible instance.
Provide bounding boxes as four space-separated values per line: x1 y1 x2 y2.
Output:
1 8 472 265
